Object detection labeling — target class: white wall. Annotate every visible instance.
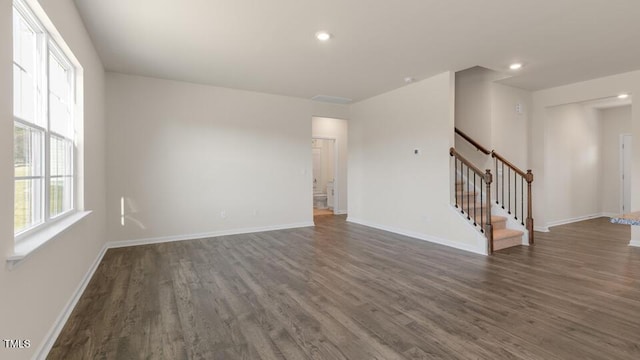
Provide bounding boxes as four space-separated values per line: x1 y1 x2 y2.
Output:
0 0 107 359
455 67 493 145
312 117 348 214
107 73 315 242
600 105 632 214
454 67 495 166
349 72 487 254
491 83 530 170
455 68 532 173
544 104 601 224
531 70 640 244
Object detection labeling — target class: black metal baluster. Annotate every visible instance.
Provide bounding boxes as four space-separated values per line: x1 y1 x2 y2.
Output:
473 173 477 226
521 176 525 226
480 178 484 233
467 166 470 220
501 163 505 209
461 164 465 213
508 167 511 214
495 158 499 205
514 172 518 220
454 158 458 208
460 162 465 215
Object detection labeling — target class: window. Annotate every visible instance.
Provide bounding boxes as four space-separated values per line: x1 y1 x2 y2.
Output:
13 0 76 238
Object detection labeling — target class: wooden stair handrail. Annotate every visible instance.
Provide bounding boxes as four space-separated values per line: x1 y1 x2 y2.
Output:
491 151 531 181
450 148 490 181
454 128 491 155
451 127 535 250
450 147 494 253
491 150 534 245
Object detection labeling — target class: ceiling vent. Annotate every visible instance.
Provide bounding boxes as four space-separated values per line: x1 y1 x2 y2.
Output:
311 95 353 104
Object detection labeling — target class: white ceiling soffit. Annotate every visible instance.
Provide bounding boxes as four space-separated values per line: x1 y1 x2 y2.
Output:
580 96 632 110
74 0 640 101
311 95 353 104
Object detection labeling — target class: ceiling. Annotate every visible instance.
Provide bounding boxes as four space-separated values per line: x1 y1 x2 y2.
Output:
74 0 640 102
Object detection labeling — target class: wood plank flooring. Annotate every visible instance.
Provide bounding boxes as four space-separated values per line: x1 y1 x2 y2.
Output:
49 216 640 359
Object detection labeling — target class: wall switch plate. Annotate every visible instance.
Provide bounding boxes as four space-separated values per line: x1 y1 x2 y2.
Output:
515 103 523 114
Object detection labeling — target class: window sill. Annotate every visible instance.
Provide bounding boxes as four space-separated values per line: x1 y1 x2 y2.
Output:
7 211 92 270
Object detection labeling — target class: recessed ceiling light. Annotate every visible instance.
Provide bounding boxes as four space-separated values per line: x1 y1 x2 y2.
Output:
404 77 415 84
509 63 523 70
316 31 332 41
618 93 630 99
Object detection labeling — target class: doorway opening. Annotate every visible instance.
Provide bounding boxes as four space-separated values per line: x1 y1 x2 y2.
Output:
543 95 632 230
312 138 336 216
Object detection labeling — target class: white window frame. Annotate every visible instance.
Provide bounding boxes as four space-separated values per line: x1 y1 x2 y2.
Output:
13 0 77 242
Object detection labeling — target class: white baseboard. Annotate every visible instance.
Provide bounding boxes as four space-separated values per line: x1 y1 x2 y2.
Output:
333 210 347 215
35 244 108 360
346 217 487 255
600 212 618 217
629 240 640 247
534 226 550 232
545 213 613 229
108 222 315 249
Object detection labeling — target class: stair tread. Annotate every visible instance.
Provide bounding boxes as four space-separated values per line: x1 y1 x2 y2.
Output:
493 228 524 240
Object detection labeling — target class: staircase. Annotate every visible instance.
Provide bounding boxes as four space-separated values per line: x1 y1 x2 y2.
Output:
455 180 524 251
451 128 534 254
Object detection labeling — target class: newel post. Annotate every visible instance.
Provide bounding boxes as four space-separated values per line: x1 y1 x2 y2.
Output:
526 170 534 245
484 169 493 254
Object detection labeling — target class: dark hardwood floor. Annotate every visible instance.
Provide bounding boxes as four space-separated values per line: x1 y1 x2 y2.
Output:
50 216 640 359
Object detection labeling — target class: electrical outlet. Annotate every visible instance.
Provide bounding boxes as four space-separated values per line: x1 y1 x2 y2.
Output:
220 210 227 219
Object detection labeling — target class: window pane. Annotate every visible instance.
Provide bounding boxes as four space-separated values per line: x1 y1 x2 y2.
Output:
13 8 36 73
49 94 72 137
50 136 72 176
64 176 73 213
13 8 38 124
49 55 69 98
50 177 61 217
50 176 72 217
20 69 36 121
14 178 43 233
14 123 43 177
13 64 22 117
13 64 37 122
49 53 72 138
